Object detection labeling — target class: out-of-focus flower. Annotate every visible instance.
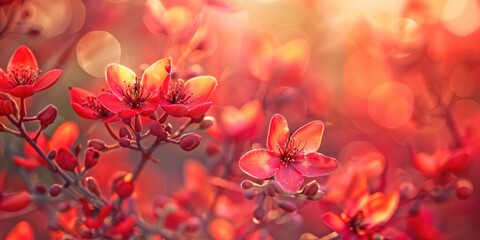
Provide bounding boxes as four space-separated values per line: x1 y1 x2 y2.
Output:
239 114 338 193
208 100 264 142
159 74 217 118
412 147 469 176
0 46 62 98
5 221 34 240
0 172 33 212
69 87 117 122
0 93 15 116
98 58 171 118
12 121 79 170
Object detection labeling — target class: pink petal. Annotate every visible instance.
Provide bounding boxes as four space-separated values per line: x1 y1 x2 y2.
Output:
0 68 14 92
292 152 338 177
184 76 217 101
69 87 98 119
71 103 98 119
274 164 303 193
238 149 280 179
267 114 289 152
291 120 324 153
119 109 141 118
106 64 137 99
140 96 160 112
33 69 62 92
7 45 38 70
10 85 34 98
322 212 347 234
161 103 189 117
51 121 79 149
186 101 212 118
141 57 172 95
98 93 126 113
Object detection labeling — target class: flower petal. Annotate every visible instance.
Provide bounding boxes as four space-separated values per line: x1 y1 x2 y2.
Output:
161 103 189 117
238 149 280 179
69 87 98 119
186 101 212 118
106 64 137 99
366 191 399 226
292 152 338 177
98 92 126 113
184 76 217 101
7 45 38 70
267 114 289 152
71 103 98 119
141 57 172 95
5 221 34 240
322 212 347 234
274 164 303 193
51 121 79 149
10 85 34 98
291 120 324 153
119 109 141 118
0 68 14 92
33 69 62 92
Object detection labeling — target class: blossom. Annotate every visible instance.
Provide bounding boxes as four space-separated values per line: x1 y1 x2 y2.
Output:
98 58 171 118
159 75 217 118
239 114 338 193
69 87 117 122
0 45 62 98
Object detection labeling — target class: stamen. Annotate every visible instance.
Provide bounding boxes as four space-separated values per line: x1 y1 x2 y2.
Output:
163 79 198 105
278 137 307 166
6 64 39 86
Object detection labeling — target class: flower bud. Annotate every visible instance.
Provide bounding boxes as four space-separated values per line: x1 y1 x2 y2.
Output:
38 104 57 128
244 188 260 200
86 176 102 196
179 133 202 151
47 150 57 160
149 121 168 140
253 207 266 222
87 139 108 151
134 115 142 133
84 148 100 170
35 183 47 194
0 94 14 116
199 116 215 129
277 201 297 213
114 173 134 198
119 127 131 138
302 181 320 198
455 179 473 200
206 143 220 156
119 138 131 148
55 148 78 171
266 182 278 198
49 184 62 197
241 180 255 190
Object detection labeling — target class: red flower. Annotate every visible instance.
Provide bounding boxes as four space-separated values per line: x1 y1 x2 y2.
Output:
239 114 338 193
98 58 171 118
159 75 217 118
322 191 400 240
69 87 117 122
0 46 62 98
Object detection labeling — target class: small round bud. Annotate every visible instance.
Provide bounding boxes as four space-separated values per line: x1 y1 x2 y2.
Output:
55 148 78 171
114 173 134 198
253 207 266 222
84 148 100 170
302 181 320 198
0 94 15 116
179 133 202 151
149 122 168 140
206 143 220 156
119 138 131 148
199 116 215 129
35 183 47 194
38 104 57 128
456 179 473 200
49 184 62 197
47 150 57 160
119 127 131 138
86 176 101 196
241 180 255 190
87 139 108 151
266 182 278 198
244 188 260 200
277 201 297 213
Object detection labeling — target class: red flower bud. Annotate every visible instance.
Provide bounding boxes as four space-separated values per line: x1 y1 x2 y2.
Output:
240 180 255 190
253 207 266 222
119 137 131 148
86 176 102 196
84 148 100 170
302 181 320 198
55 148 78 171
35 183 47 194
87 139 107 151
38 104 57 128
114 173 134 198
179 133 202 151
49 184 62 197
119 127 131 138
0 94 14 116
149 121 168 140
266 181 278 198
0 191 32 212
47 150 57 160
199 116 215 129
456 179 473 200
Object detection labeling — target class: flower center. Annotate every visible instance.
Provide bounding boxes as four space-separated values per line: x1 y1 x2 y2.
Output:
6 65 39 86
277 138 306 166
81 90 112 117
119 77 154 108
163 79 196 105
345 211 368 235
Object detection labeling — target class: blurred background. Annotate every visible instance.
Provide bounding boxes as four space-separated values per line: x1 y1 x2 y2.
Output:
1 0 480 239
